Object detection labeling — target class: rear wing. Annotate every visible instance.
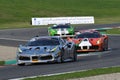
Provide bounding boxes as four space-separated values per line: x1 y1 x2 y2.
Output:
92 28 112 35
74 29 108 35
95 27 120 35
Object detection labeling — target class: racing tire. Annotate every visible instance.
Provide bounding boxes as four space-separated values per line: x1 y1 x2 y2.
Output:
103 39 108 51
60 48 65 63
58 53 64 63
17 63 25 66
73 47 77 61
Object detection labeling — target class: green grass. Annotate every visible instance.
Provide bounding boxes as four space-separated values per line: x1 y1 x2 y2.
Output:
107 28 120 34
0 0 120 29
0 61 5 65
24 67 120 80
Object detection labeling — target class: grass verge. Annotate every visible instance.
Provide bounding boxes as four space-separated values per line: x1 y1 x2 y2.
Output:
107 28 120 34
0 61 5 65
24 66 120 80
0 0 120 28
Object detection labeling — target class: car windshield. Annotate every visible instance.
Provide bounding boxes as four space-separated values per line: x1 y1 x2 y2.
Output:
52 25 70 29
27 38 60 46
75 32 101 38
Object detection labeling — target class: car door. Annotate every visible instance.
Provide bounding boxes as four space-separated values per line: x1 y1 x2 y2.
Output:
66 41 75 58
62 39 74 59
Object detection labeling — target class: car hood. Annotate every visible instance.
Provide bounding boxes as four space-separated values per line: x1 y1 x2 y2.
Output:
69 38 101 45
19 45 59 55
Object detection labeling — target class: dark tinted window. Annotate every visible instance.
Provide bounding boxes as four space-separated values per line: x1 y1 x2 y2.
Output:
52 25 70 29
27 38 60 46
75 32 101 38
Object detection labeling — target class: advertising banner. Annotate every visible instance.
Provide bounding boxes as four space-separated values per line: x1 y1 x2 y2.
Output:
32 16 94 25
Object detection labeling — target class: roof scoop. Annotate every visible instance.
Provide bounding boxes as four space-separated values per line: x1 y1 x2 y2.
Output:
83 38 88 41
29 47 32 50
35 47 40 50
44 47 47 50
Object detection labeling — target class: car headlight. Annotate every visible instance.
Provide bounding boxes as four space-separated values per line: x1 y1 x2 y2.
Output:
47 46 58 53
97 39 101 44
18 48 22 54
68 28 73 32
51 46 57 52
51 29 57 33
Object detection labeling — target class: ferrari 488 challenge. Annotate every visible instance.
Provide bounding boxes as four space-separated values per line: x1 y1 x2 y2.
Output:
17 36 77 66
48 24 74 36
67 30 108 52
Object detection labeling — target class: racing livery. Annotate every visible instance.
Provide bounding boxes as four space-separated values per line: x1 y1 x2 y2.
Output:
67 30 108 52
48 24 74 36
17 36 77 66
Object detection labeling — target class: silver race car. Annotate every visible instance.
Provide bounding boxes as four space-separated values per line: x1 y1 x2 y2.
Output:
17 36 77 66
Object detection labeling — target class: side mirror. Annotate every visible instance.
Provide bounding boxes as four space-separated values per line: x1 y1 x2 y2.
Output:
60 47 65 52
67 43 71 48
59 46 64 50
102 34 106 37
67 44 71 48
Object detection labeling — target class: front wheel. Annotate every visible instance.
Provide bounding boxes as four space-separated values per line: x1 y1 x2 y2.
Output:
73 53 77 61
103 39 108 51
60 49 65 63
58 53 64 63
17 63 25 66
73 48 77 61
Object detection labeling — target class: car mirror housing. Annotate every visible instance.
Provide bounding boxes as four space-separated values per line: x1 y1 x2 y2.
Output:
67 44 71 48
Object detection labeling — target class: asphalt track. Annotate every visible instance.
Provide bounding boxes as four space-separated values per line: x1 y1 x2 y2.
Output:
0 23 120 80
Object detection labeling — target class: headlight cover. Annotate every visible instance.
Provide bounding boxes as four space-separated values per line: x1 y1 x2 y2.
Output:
97 39 101 44
18 48 23 54
46 46 58 53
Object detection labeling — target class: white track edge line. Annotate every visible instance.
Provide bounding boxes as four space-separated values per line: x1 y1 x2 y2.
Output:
0 38 28 42
9 65 120 80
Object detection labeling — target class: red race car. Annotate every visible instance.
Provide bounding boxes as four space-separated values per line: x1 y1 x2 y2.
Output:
67 30 108 52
